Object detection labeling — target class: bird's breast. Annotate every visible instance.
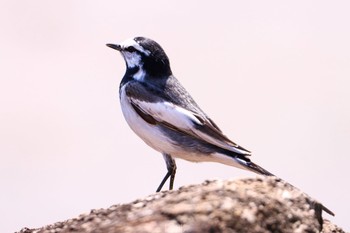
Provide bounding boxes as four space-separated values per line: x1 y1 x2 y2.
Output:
119 85 176 153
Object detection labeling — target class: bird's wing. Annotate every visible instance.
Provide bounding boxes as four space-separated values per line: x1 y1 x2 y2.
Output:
124 82 251 155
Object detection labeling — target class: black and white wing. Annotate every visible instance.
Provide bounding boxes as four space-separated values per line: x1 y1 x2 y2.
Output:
124 81 251 155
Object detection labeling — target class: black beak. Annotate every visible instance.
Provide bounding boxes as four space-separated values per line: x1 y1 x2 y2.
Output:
106 43 122 51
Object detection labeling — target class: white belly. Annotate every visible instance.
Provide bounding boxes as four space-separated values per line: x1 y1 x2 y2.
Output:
119 85 249 171
119 86 177 154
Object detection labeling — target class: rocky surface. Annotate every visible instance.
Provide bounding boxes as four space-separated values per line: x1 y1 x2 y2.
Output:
18 177 345 233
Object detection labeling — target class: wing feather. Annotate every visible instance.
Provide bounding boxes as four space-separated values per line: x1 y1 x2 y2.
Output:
128 95 251 155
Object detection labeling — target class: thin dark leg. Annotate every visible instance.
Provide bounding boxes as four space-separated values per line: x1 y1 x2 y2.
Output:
168 159 176 190
156 170 171 192
156 154 176 192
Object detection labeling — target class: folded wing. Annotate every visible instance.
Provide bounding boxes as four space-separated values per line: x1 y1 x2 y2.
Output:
125 82 251 155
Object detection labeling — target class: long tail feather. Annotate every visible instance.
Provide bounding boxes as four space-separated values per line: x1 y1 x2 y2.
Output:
234 157 274 176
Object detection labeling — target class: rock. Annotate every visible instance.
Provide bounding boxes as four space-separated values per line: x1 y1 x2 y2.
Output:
17 177 346 233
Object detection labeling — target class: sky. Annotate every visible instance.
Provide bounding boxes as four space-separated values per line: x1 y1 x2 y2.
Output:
0 1 349 232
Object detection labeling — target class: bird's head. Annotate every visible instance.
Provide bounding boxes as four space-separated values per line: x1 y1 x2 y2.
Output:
107 37 172 77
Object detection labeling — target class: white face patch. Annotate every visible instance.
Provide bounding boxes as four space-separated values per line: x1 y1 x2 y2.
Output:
119 37 151 69
122 51 142 68
119 38 151 56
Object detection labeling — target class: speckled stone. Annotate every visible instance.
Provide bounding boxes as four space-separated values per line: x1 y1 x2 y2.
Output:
17 177 346 233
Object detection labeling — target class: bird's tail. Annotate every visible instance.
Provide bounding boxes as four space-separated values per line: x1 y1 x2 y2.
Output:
245 161 275 176
234 156 275 176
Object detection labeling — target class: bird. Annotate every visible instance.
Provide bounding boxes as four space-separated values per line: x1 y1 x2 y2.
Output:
106 37 274 192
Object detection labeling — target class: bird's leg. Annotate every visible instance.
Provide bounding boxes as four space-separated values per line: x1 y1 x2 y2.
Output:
169 165 176 190
156 154 176 192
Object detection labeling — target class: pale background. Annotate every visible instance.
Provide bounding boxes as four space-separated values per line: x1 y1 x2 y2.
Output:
0 1 349 232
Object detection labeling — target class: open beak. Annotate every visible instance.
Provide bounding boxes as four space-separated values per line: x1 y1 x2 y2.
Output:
106 43 122 51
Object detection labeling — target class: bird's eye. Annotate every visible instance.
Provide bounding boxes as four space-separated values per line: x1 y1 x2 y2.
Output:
125 46 137 53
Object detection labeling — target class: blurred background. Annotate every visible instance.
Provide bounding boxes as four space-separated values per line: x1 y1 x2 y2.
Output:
1 0 349 232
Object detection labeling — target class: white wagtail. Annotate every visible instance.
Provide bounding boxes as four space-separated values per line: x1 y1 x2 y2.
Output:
106 37 273 192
